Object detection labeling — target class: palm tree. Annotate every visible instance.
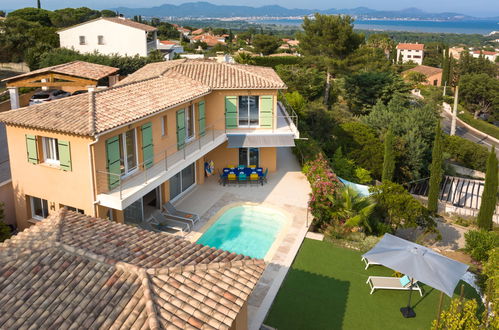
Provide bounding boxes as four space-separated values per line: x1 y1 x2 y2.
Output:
329 186 377 233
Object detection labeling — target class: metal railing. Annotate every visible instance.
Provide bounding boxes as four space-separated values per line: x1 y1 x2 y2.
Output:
96 125 224 199
278 90 299 130
95 103 299 200
223 114 299 134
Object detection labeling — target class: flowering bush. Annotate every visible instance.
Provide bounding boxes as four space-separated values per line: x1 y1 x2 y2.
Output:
303 154 340 229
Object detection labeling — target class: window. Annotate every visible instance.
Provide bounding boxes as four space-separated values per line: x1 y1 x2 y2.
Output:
42 137 60 165
79 36 86 45
239 148 259 167
169 163 196 200
30 196 49 220
238 96 259 127
98 35 104 45
119 129 138 176
407 55 412 58
413 55 421 59
63 205 84 214
161 115 167 136
186 105 195 140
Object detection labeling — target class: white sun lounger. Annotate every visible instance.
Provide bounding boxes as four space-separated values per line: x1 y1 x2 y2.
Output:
149 210 191 233
366 276 423 296
362 257 382 270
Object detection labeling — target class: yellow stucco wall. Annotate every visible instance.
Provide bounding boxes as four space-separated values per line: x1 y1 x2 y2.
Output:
6 88 282 229
205 143 277 173
6 126 95 229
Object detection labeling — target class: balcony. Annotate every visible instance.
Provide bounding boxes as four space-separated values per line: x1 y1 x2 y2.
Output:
96 102 299 210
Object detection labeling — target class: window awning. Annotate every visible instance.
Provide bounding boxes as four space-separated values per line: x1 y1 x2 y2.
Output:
227 134 295 148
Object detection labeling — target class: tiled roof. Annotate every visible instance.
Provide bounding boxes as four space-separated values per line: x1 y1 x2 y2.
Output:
397 43 425 50
2 61 119 83
57 17 157 33
473 50 497 55
119 59 287 90
192 28 204 35
0 209 265 329
404 65 443 77
0 71 211 136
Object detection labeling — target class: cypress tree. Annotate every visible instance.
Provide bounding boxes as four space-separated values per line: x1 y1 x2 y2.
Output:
428 121 443 213
37 0 41 9
442 47 449 85
382 128 395 182
477 147 498 230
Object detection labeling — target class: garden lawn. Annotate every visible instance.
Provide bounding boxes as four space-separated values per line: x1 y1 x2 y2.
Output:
265 239 482 330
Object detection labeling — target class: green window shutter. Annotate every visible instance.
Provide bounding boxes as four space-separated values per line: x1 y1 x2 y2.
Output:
25 134 39 164
176 109 186 150
225 96 237 129
105 136 121 190
260 95 273 128
141 122 154 169
198 101 206 136
57 140 72 171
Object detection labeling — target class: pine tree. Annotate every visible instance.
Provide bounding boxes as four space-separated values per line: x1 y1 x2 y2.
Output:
428 121 443 213
382 128 395 182
477 147 498 230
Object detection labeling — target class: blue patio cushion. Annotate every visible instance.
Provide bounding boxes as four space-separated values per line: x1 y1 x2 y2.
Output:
399 275 411 287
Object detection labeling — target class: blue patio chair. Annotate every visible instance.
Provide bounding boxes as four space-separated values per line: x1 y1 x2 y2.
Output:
260 168 268 185
238 172 247 185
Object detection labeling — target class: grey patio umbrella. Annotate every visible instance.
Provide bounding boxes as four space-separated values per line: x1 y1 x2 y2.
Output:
362 234 469 318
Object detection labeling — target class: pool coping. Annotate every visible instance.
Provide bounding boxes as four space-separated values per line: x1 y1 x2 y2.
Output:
187 202 293 262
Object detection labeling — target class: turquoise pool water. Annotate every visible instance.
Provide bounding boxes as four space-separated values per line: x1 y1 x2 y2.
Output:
197 205 287 259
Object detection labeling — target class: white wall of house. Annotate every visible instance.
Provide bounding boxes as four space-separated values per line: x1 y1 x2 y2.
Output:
472 52 498 62
397 49 424 65
58 19 155 57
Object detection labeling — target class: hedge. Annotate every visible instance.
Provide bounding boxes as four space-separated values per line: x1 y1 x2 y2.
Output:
252 56 303 68
458 111 499 140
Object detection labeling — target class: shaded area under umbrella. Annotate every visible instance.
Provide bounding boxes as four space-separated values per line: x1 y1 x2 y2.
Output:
363 234 469 318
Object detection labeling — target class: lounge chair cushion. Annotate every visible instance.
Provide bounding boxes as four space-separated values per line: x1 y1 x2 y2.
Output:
399 275 411 287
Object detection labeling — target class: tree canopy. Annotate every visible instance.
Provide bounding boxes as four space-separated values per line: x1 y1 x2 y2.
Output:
251 34 281 55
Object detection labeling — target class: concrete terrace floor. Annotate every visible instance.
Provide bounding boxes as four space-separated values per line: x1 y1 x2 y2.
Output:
176 147 311 330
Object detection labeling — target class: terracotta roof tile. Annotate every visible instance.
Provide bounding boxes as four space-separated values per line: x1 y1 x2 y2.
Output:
397 43 425 50
0 59 285 136
2 61 119 83
403 65 443 77
0 209 265 329
57 17 157 33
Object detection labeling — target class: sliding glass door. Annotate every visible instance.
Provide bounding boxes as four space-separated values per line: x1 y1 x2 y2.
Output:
238 96 259 127
169 163 196 200
238 148 259 167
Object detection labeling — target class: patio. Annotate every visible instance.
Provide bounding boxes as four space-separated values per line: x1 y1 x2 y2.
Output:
174 147 311 329
265 239 482 330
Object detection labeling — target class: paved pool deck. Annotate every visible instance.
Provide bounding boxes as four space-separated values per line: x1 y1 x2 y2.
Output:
175 147 311 330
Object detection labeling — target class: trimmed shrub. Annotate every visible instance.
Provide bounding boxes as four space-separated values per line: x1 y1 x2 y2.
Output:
253 55 302 68
464 230 499 262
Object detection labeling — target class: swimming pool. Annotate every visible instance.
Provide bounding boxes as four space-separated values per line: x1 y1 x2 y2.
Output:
197 205 288 259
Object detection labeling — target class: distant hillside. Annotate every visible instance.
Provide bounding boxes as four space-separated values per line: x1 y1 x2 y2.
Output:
111 2 491 20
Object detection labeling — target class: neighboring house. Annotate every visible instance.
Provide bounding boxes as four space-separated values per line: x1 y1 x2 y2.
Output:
402 65 443 86
57 17 158 57
449 47 465 60
191 34 226 47
156 40 184 60
396 43 425 65
0 208 265 329
191 28 204 35
0 59 298 230
177 26 191 36
472 50 498 62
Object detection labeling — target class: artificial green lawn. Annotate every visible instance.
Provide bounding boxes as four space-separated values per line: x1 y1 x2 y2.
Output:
265 239 482 330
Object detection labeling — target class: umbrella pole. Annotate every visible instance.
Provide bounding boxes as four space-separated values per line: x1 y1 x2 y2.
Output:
400 278 416 318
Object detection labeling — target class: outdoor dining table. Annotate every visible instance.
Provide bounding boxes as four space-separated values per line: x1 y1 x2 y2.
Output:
221 167 263 185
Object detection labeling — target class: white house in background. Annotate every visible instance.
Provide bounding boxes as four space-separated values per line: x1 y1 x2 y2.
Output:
396 43 425 65
57 17 158 57
472 50 498 62
156 40 184 60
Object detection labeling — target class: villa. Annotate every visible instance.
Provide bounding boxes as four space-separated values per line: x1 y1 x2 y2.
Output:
0 59 299 231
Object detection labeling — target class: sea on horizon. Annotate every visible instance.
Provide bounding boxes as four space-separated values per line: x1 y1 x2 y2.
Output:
248 18 499 35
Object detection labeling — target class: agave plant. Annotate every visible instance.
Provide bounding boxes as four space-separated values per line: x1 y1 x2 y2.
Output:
328 185 377 233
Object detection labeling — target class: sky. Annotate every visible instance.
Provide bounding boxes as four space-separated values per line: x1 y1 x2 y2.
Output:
2 0 499 17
